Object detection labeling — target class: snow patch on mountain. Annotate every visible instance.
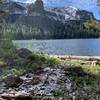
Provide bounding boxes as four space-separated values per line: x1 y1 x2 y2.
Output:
45 6 80 22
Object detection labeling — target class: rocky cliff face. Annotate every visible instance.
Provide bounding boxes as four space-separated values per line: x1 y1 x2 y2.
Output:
1 1 27 14
5 0 95 21
45 6 95 23
28 0 44 15
5 0 95 23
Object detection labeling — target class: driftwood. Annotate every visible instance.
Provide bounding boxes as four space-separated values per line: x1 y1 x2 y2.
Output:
48 55 100 66
1 92 32 100
48 55 100 61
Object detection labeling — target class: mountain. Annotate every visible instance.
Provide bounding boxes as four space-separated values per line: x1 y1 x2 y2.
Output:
3 0 100 39
4 0 95 21
45 6 95 23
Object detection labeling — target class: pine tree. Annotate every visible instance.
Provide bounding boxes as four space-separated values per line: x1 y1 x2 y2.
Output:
0 0 7 39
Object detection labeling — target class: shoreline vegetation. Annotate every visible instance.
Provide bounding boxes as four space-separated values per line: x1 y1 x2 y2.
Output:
0 40 100 100
1 22 100 40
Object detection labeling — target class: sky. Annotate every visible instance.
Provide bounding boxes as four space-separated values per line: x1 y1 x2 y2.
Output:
13 0 100 20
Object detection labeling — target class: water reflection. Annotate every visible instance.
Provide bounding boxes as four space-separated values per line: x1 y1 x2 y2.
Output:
13 39 100 56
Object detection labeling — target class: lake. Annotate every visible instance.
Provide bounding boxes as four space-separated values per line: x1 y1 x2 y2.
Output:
13 39 100 56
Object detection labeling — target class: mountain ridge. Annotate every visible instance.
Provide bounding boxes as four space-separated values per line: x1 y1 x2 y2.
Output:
2 0 100 39
3 0 96 21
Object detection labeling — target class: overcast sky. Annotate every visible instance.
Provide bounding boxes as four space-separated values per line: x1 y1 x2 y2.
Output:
13 0 100 20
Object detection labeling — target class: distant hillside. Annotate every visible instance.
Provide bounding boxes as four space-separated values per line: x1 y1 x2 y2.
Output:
1 0 100 39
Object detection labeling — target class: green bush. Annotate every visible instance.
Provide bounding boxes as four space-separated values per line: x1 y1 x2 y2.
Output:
0 40 16 56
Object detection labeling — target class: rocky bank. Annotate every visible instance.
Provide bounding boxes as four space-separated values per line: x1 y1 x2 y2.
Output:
0 48 100 100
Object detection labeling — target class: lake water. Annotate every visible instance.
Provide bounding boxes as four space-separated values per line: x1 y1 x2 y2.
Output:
13 39 100 56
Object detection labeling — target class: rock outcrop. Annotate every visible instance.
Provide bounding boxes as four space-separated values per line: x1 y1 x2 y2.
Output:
0 67 73 100
0 65 95 100
15 48 32 59
28 0 44 14
3 74 23 87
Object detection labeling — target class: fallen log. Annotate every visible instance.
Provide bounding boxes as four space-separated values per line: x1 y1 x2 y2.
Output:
1 92 33 100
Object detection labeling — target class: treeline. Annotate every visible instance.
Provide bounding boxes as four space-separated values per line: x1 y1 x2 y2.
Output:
0 23 53 39
53 20 100 39
0 20 100 40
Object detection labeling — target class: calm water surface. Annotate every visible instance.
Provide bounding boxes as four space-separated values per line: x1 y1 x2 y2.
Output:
13 39 100 56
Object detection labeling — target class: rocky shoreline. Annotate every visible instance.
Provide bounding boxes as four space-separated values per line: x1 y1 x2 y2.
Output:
0 67 73 100
0 66 93 100
0 48 100 100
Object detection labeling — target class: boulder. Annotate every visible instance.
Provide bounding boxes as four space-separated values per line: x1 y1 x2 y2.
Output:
4 74 23 87
30 75 41 85
65 67 87 76
16 48 32 59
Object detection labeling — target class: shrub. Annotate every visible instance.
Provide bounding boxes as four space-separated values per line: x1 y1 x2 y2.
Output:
0 40 16 57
